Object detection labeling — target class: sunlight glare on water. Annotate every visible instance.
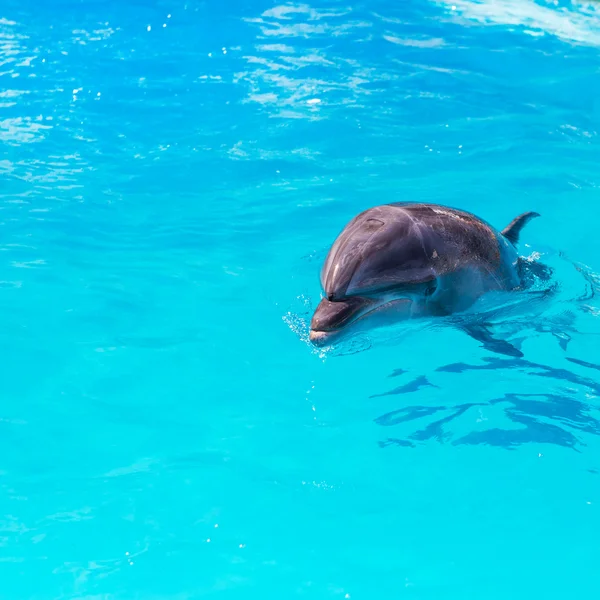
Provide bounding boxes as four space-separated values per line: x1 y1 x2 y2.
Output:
1 0 600 598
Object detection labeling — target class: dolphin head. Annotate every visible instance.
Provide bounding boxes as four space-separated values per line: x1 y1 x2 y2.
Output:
309 205 441 345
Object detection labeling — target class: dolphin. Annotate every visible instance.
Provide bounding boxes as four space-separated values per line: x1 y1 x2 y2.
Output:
309 202 540 353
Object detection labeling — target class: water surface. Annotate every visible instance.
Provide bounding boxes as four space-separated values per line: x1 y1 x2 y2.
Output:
2 0 600 598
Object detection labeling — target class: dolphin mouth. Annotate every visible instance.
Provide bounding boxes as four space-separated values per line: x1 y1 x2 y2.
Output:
309 296 373 342
308 295 413 345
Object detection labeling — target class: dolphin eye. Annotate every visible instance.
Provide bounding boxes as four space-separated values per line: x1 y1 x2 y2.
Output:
425 283 437 297
327 293 334 301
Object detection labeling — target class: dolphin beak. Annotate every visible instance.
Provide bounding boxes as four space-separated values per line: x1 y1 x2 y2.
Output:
308 295 414 346
308 296 378 346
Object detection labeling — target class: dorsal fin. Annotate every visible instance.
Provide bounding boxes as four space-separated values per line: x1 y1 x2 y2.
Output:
501 211 540 245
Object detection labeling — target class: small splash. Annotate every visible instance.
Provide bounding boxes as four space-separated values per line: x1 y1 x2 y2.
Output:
301 480 336 491
283 294 312 326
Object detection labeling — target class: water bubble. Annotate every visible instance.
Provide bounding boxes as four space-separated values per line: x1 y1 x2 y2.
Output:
147 25 151 32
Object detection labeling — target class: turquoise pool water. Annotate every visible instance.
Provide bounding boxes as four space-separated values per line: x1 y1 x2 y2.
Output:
2 0 600 597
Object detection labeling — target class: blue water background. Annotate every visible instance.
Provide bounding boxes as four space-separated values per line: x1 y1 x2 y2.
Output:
2 0 600 597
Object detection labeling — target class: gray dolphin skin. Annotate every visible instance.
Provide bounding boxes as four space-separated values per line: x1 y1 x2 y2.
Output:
309 202 539 346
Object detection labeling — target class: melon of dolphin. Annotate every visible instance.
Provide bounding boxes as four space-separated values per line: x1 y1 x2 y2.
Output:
309 202 539 351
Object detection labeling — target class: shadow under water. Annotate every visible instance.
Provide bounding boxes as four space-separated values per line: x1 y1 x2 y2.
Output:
375 387 600 451
374 354 600 452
